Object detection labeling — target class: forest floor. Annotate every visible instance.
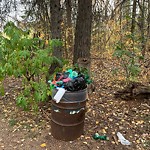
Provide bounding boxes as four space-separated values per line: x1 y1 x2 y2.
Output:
0 51 150 150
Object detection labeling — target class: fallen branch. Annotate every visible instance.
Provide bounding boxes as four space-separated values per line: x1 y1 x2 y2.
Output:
114 82 150 100
41 108 51 121
113 135 119 145
141 103 150 109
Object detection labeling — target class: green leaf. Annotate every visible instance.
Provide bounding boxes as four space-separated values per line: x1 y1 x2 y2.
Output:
4 63 13 75
113 49 125 58
128 65 141 76
124 50 134 57
0 66 5 79
34 91 41 102
19 50 30 59
16 96 28 110
50 39 63 49
9 118 17 126
112 68 119 76
32 103 39 112
20 38 33 48
0 84 5 96
23 87 31 97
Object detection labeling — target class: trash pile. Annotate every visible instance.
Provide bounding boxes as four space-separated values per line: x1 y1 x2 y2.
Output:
92 132 131 146
48 69 91 92
48 69 91 103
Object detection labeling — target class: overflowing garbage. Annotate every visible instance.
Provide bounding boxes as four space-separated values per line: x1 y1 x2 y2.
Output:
48 69 91 103
48 69 91 92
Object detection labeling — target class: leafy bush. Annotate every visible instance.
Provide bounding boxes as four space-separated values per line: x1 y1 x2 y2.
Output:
113 33 143 83
0 21 63 110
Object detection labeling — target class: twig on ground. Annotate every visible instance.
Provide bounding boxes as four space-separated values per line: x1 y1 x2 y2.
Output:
41 108 51 121
141 103 150 109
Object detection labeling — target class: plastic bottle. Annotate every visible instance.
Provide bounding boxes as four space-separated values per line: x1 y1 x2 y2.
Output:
93 133 109 140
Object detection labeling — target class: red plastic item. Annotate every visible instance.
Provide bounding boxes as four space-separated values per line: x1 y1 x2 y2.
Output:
63 78 71 83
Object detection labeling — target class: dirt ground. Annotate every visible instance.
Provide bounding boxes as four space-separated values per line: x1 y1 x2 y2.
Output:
0 53 150 150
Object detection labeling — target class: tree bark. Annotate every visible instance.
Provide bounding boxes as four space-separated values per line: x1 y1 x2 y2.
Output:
65 0 73 56
48 0 63 76
66 0 72 27
147 0 150 38
140 0 146 56
73 0 92 64
122 0 131 30
50 0 62 58
131 0 137 34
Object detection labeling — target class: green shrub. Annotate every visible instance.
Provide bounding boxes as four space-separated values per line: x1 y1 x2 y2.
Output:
0 21 63 110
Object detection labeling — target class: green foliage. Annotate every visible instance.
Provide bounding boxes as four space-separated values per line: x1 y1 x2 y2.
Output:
143 140 150 149
16 95 29 111
9 118 17 126
0 83 5 96
113 34 143 82
50 39 63 48
0 21 63 111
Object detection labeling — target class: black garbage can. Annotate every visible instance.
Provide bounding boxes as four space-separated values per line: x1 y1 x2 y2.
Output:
51 88 87 141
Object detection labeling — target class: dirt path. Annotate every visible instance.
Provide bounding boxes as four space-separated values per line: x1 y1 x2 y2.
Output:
0 56 149 150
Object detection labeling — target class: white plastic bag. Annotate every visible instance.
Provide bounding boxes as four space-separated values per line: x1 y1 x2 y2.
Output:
117 132 131 145
53 88 66 103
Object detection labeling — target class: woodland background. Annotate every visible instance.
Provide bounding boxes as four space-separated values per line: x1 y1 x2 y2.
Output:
0 0 150 150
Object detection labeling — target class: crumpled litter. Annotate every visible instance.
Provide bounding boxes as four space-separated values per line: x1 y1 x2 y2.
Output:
53 87 66 103
48 69 91 92
117 132 131 145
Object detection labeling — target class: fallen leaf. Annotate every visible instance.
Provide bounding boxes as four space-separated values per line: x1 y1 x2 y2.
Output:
85 136 91 140
108 118 113 122
136 120 144 125
136 140 140 144
102 129 107 134
121 119 125 122
83 141 88 145
111 141 116 144
40 143 46 147
96 121 99 125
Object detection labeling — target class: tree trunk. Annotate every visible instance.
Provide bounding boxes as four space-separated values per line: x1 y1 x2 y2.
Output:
131 0 137 34
147 0 150 38
140 0 146 56
73 0 92 65
104 0 109 20
122 0 131 18
48 0 63 76
50 0 62 59
122 0 131 30
66 0 72 27
65 0 73 57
